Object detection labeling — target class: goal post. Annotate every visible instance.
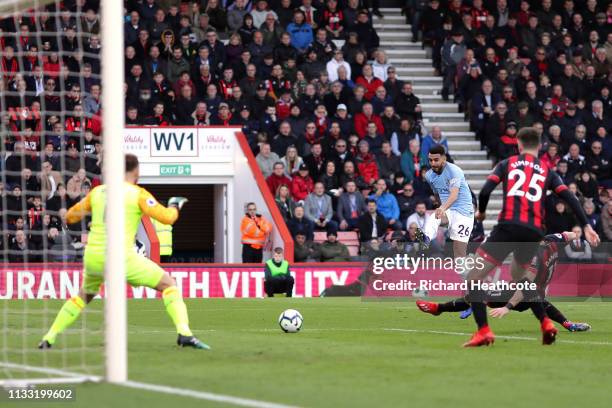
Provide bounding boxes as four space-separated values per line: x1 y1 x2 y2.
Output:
0 0 127 386
101 0 127 384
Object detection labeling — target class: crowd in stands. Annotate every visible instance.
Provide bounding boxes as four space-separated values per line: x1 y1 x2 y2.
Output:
0 0 611 263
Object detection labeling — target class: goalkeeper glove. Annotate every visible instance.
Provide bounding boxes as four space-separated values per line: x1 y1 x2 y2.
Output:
168 197 188 210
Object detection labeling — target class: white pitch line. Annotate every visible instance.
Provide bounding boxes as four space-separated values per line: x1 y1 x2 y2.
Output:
383 328 612 346
126 327 612 346
121 380 299 408
0 362 101 387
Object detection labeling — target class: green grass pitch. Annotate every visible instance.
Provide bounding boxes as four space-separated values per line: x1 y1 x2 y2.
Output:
2 298 612 408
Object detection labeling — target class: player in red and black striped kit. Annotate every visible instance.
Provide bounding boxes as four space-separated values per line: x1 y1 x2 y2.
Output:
417 232 591 332
464 127 600 347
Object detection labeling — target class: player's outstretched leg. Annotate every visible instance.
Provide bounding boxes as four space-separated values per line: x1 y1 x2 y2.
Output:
544 301 591 332
463 255 497 347
416 298 470 316
39 290 94 349
156 274 210 350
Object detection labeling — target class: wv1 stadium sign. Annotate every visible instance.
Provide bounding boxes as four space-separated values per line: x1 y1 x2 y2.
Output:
123 127 235 163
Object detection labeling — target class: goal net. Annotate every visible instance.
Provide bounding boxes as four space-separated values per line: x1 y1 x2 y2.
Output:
0 0 125 386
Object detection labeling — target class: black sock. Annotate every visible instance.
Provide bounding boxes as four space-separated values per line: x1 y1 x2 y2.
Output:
471 302 488 328
438 298 470 313
523 288 546 321
530 302 546 321
544 301 567 325
466 288 488 328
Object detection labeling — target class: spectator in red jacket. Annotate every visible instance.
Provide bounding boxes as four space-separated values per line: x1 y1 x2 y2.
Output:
353 102 384 138
266 162 292 194
290 164 314 202
355 140 379 186
540 143 561 170
355 64 384 100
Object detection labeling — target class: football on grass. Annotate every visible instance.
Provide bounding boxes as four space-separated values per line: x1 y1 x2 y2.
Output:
278 309 303 333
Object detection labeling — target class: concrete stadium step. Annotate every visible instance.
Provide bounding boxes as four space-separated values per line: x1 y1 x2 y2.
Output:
386 49 428 57
421 103 458 113
379 31 413 39
444 131 476 138
374 14 405 21
397 76 441 85
374 23 412 30
411 84 441 94
455 159 493 170
424 121 470 132
389 58 432 68
380 40 424 48
422 111 463 119
378 7 495 231
447 140 481 149
395 67 435 76
451 151 488 160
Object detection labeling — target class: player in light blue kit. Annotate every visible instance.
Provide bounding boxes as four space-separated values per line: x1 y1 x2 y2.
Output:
421 145 475 261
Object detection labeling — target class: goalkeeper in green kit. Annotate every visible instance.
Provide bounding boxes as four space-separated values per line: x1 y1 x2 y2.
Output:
39 154 209 350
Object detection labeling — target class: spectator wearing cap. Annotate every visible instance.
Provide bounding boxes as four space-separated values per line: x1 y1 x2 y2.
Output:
354 10 379 54
288 205 315 241
291 164 315 202
358 198 388 243
256 142 280 178
210 103 233 125
368 178 401 230
337 180 367 231
333 103 354 136
498 121 519 160
304 181 338 233
318 230 351 262
353 102 384 138
441 30 466 101
326 50 351 83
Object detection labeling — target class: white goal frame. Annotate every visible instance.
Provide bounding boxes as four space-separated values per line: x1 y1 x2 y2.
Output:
0 0 127 386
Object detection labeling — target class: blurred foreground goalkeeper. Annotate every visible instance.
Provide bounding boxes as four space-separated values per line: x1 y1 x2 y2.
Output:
39 154 209 350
